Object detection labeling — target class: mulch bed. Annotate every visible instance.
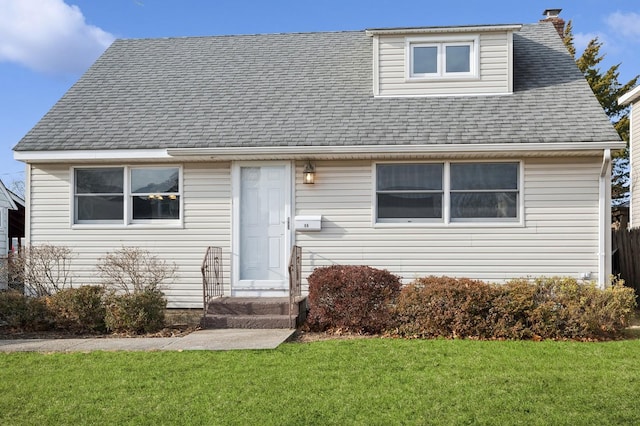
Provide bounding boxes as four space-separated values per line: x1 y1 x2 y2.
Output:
0 325 200 340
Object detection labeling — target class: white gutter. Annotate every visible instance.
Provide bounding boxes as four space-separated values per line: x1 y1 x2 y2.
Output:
14 149 172 163
618 85 640 106
13 142 625 163
166 142 625 158
365 24 522 36
598 149 611 288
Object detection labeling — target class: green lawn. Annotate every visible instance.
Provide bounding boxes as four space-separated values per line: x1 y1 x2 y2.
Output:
1 338 639 425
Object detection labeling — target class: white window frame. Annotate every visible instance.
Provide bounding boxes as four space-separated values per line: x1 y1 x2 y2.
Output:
373 160 523 227
406 35 479 80
70 165 183 228
128 166 182 225
375 162 445 224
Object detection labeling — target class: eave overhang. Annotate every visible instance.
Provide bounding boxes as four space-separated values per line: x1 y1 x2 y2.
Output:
365 24 522 37
14 141 625 163
618 85 640 106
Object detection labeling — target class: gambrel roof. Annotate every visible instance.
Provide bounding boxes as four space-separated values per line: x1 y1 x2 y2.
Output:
14 21 619 153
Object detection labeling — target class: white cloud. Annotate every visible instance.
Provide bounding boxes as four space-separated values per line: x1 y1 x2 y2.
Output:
606 11 640 41
0 0 115 75
573 32 608 56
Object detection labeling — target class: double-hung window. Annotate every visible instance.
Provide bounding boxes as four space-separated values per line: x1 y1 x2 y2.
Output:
74 167 124 223
407 36 478 79
376 164 444 222
376 162 520 224
73 166 181 225
130 168 180 221
450 163 519 220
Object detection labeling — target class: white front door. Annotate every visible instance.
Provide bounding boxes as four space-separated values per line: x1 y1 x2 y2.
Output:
233 163 291 296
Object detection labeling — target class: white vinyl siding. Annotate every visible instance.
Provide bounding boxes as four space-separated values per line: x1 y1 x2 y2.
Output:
28 162 232 308
631 103 640 227
295 157 600 291
27 156 602 307
376 31 511 96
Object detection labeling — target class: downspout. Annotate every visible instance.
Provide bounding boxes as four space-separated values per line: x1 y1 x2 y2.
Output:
598 149 611 288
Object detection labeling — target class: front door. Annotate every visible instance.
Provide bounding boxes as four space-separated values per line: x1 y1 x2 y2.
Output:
233 163 291 296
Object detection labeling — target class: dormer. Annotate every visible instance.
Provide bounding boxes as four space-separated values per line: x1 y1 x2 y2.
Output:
366 24 522 97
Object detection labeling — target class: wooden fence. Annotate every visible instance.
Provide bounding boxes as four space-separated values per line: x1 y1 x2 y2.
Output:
612 228 640 295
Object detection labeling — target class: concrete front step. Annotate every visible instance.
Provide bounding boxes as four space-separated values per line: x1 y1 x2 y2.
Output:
202 314 296 329
207 297 299 316
203 296 308 329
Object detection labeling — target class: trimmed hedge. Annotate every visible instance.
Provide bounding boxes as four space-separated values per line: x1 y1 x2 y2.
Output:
0 290 50 331
306 265 401 334
393 276 498 339
105 288 167 334
46 286 107 334
392 276 637 340
1 286 168 335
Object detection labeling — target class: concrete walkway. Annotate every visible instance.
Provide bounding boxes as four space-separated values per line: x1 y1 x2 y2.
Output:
0 329 296 353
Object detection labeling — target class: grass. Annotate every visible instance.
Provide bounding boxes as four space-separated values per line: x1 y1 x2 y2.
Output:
1 338 640 425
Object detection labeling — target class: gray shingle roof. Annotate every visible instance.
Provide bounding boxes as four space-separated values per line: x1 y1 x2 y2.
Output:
13 21 620 152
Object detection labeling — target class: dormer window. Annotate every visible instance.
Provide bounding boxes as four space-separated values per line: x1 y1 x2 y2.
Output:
406 36 478 80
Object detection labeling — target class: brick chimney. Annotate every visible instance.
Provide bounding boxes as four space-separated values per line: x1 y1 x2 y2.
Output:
541 8 565 38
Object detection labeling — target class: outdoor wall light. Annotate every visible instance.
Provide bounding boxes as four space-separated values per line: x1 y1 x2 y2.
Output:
303 161 316 184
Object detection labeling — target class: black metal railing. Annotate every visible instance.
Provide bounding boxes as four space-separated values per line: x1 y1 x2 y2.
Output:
201 246 223 317
288 245 302 326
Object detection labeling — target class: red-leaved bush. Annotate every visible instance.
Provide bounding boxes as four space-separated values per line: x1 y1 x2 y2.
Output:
305 265 401 334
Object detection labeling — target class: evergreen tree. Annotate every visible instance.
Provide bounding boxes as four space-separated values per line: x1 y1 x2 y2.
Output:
563 20 638 205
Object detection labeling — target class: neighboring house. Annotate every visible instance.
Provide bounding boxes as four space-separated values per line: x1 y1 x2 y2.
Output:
0 180 24 289
0 180 23 256
13 10 623 308
619 86 640 228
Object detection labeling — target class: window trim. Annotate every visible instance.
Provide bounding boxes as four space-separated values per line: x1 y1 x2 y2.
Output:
70 165 183 229
373 160 523 227
375 162 445 224
405 35 479 80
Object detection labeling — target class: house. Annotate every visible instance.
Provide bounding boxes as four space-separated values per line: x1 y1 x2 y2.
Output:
13 10 622 310
0 180 24 255
618 86 640 228
0 180 24 289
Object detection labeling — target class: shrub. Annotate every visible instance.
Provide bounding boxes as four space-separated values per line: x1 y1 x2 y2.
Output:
392 276 637 341
393 276 499 339
97 247 177 294
105 289 167 334
493 277 637 340
306 265 401 334
46 286 107 334
0 291 51 331
3 245 74 296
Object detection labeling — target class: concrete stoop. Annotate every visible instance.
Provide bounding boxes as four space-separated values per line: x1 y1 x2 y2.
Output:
202 296 307 329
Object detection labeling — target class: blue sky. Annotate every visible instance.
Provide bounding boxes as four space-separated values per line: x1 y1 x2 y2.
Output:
1 0 639 191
